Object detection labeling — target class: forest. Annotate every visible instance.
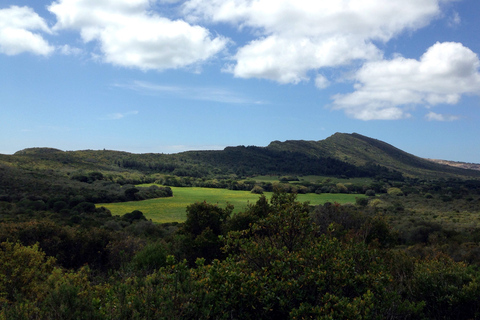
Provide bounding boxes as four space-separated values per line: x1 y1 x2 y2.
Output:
2 134 480 319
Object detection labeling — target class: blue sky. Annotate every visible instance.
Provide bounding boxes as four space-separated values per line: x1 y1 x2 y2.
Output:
1 0 480 162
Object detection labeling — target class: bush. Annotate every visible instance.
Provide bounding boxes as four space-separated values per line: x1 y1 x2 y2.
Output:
0 242 56 304
122 210 147 223
131 242 168 273
387 187 404 196
355 197 369 207
250 185 264 194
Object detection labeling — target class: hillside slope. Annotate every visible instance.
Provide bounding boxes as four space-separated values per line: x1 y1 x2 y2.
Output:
267 133 480 178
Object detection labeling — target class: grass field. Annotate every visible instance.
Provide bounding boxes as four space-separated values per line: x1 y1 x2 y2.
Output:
98 186 364 223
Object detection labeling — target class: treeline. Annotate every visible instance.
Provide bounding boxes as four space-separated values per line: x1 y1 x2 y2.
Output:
157 175 379 195
2 190 480 319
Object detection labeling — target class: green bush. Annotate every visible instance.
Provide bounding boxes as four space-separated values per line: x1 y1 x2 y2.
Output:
131 241 168 273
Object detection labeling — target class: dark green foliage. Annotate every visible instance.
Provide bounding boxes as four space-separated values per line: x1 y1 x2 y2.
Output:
2 191 480 319
52 200 68 212
182 202 232 237
72 202 96 213
122 210 147 223
225 195 271 232
131 241 168 273
179 201 233 264
312 202 398 248
191 145 392 178
312 202 363 234
124 187 139 201
41 282 102 320
356 196 369 207
70 171 104 184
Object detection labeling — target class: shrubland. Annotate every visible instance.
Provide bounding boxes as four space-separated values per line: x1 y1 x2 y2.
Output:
1 185 480 319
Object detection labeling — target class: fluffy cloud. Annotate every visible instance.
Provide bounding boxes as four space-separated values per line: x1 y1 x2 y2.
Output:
332 42 480 120
183 0 447 83
0 6 54 56
229 35 380 84
48 0 228 70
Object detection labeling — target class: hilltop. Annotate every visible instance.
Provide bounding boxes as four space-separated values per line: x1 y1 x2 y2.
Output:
266 133 480 178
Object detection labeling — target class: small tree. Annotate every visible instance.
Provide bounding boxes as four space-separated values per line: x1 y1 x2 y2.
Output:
180 201 233 264
183 202 232 237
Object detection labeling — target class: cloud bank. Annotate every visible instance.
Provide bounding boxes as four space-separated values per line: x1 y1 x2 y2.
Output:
183 0 444 83
182 0 480 120
48 0 228 70
332 42 480 120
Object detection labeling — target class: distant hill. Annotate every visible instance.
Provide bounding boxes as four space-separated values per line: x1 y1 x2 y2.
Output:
2 133 480 191
266 133 480 178
426 159 480 171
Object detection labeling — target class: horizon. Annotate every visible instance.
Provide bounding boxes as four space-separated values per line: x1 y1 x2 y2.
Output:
5 132 480 165
1 1 480 162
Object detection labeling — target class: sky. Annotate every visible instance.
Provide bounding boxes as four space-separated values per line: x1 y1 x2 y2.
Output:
1 0 480 162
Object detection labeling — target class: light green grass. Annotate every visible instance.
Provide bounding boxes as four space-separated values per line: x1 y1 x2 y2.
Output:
98 186 363 223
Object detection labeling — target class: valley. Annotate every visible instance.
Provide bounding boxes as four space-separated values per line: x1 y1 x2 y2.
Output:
1 132 480 319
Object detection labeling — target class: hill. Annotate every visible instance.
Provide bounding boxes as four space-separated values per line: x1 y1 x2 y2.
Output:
1 133 480 205
426 159 480 171
267 133 480 178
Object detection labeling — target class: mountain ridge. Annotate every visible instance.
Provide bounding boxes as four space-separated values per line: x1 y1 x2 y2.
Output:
5 133 480 179
265 132 480 178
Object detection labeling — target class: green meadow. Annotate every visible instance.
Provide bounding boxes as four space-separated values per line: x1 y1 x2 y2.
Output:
98 186 364 223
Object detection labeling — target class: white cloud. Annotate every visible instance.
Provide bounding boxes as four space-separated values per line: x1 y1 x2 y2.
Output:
231 35 381 83
183 0 448 84
48 0 228 71
332 42 480 120
0 6 54 56
425 112 460 121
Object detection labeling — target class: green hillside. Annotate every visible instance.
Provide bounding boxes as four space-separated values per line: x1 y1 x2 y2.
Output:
267 132 480 178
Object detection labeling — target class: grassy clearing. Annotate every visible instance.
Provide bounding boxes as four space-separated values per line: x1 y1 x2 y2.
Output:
98 186 363 223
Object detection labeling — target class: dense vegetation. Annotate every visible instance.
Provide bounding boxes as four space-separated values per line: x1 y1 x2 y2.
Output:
2 187 480 319
2 133 480 318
